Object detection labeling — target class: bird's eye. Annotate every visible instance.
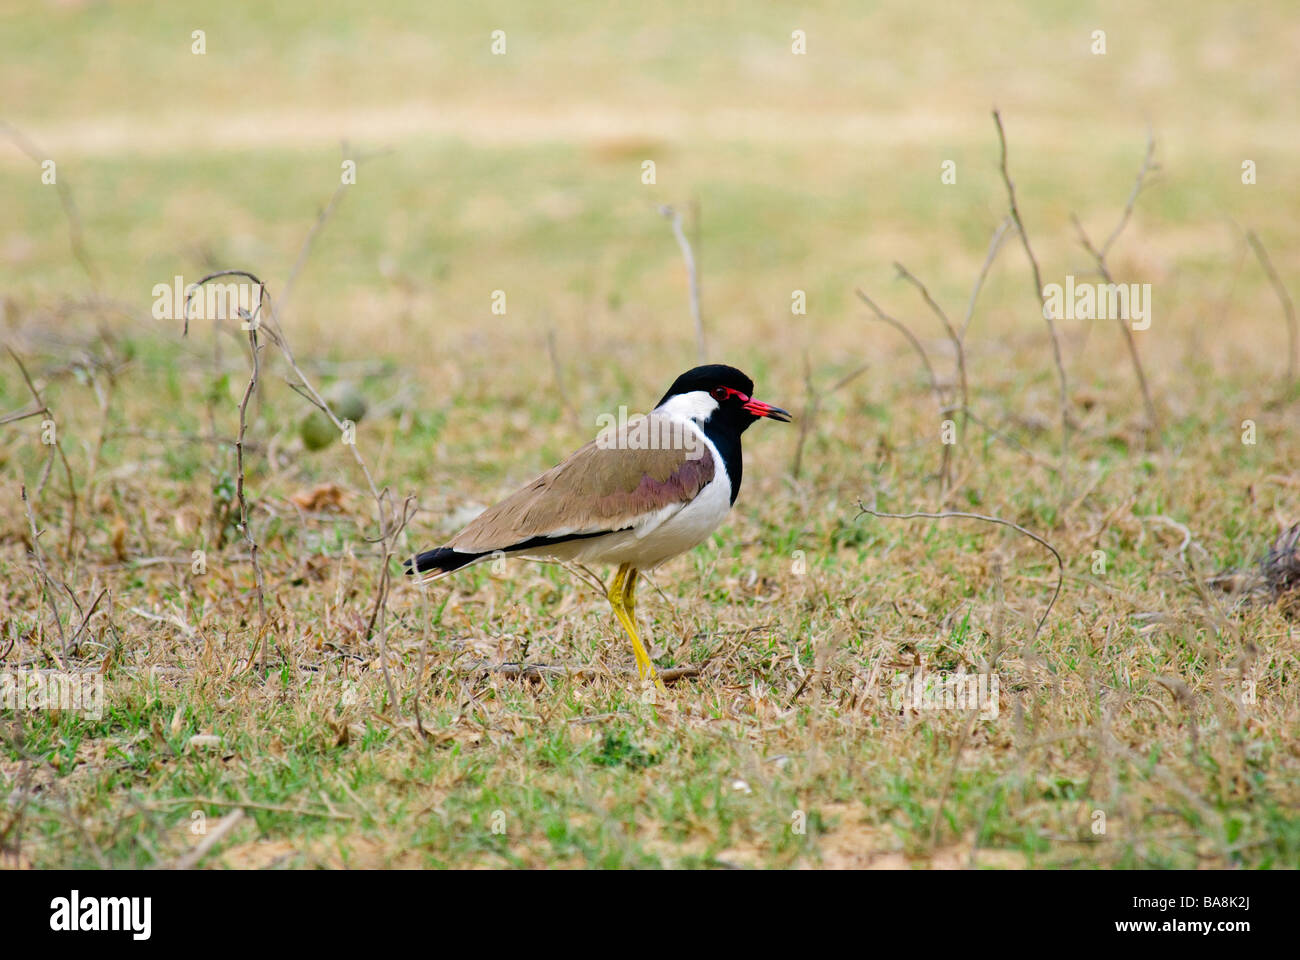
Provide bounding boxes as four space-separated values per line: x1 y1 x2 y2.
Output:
710 386 728 401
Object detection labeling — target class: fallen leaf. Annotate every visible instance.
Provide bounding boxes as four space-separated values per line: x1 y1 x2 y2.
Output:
289 482 347 512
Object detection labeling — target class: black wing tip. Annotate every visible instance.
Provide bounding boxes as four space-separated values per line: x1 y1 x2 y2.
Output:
404 546 480 577
406 530 618 578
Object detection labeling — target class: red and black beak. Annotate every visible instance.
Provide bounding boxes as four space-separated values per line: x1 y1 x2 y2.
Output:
742 397 792 422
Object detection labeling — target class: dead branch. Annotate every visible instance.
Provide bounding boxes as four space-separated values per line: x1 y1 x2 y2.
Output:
0 121 99 289
410 549 436 739
466 660 700 684
81 352 120 508
546 327 581 431
1245 230 1297 384
964 409 1060 474
1102 130 1158 260
169 808 245 870
855 502 1063 645
1069 129 1160 433
992 109 1070 476
0 404 47 426
184 273 269 673
7 347 79 558
184 254 417 697
854 288 943 405
1072 213 1160 432
659 205 705 362
855 287 952 492
235 310 268 673
65 586 107 655
960 217 1014 342
146 796 352 821
791 355 868 480
894 261 968 433
21 484 69 659
279 143 358 317
366 493 418 708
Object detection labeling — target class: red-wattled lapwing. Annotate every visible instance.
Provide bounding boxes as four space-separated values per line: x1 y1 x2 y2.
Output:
404 364 790 690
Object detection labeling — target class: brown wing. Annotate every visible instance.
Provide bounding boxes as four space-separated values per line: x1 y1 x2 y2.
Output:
448 415 714 553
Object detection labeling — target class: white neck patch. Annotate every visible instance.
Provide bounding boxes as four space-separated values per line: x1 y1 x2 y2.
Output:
654 390 718 425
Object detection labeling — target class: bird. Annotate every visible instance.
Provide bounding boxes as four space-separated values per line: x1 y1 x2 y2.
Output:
404 363 790 690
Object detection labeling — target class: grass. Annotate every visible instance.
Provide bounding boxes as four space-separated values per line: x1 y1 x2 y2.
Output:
1 0 1298 869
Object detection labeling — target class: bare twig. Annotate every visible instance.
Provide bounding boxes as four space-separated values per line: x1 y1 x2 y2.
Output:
546 328 580 431
1102 130 1158 260
791 356 868 480
410 554 436 739
66 587 107 655
894 261 968 433
367 494 418 708
659 205 705 362
557 561 608 597
184 274 269 673
279 143 356 317
1072 213 1160 432
466 660 699 684
992 109 1070 476
0 121 99 289
184 254 417 698
792 353 816 482
1069 129 1160 432
855 503 1064 644
1245 230 1297 384
235 314 267 673
964 409 1060 474
0 404 47 426
854 289 943 406
189 257 415 706
21 485 69 659
8 348 78 559
82 355 120 507
128 605 199 638
169 808 245 870
148 797 352 821
960 217 1014 342
855 287 951 491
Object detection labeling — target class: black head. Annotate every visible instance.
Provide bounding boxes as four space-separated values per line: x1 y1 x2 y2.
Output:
653 363 789 506
654 364 791 434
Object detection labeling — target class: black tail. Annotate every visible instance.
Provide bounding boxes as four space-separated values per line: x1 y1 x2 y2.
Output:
402 546 483 578
404 530 612 579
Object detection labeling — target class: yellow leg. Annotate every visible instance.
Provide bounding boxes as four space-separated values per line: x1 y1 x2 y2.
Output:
623 567 667 692
608 563 666 692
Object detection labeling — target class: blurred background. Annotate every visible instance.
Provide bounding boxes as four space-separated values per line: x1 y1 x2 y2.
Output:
3 1 1294 383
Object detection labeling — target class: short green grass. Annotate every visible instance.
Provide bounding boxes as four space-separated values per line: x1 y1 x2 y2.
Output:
1 0 1297 868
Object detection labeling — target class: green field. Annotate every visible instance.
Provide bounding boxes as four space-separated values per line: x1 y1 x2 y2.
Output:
1 1 1297 868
